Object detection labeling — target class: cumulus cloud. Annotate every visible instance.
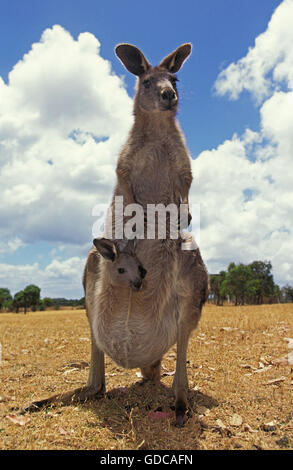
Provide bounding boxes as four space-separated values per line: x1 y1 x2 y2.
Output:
0 25 133 296
191 0 293 285
0 25 133 248
0 238 26 255
214 0 293 102
0 25 132 294
0 257 85 298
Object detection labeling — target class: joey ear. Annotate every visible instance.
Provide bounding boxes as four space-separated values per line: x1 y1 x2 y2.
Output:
115 44 150 76
159 43 192 73
93 238 118 262
126 237 137 254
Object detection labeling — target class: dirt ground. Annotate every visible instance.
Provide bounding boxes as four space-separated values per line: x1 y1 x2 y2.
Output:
0 304 292 450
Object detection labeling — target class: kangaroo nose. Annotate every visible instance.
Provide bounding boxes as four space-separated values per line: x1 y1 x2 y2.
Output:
161 88 177 102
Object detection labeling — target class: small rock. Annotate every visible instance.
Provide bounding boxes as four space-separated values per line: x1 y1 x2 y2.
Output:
215 419 225 429
220 327 238 332
230 414 243 427
262 421 276 432
275 436 290 448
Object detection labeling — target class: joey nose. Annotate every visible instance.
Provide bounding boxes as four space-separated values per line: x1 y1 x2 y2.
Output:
132 279 142 291
139 265 147 279
161 88 177 103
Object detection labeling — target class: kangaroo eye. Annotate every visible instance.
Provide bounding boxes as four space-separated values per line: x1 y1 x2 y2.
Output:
118 268 125 274
143 79 151 88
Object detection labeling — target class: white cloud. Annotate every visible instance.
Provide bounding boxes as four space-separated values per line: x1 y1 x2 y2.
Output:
214 0 293 102
0 237 26 255
0 25 134 297
0 257 85 298
191 0 293 286
0 25 133 249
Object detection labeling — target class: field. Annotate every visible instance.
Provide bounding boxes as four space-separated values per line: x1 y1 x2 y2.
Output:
0 304 292 450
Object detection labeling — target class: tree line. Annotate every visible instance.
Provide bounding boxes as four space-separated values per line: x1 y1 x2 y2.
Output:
209 260 293 306
0 285 85 313
1 261 293 312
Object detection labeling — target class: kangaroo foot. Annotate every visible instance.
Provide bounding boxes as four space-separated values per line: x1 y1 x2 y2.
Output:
175 399 187 428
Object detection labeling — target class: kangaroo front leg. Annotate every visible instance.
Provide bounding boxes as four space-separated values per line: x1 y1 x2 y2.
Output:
179 198 192 229
24 331 105 412
173 323 192 427
116 162 135 205
178 168 192 229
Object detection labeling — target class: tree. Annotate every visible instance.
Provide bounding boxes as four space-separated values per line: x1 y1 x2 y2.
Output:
78 297 85 308
43 297 53 309
210 271 227 305
282 285 293 303
245 278 261 304
3 299 13 311
0 288 12 311
225 263 252 306
23 285 41 311
13 285 41 313
13 290 27 314
249 261 275 304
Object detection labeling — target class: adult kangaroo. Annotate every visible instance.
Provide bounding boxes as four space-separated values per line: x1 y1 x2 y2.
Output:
25 44 209 427
106 43 209 426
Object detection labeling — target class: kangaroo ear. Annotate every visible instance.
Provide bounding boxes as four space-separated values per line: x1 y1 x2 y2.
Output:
93 238 118 262
159 43 192 73
126 237 137 254
115 44 150 76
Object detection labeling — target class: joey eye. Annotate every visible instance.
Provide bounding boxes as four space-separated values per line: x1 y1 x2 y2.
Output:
118 268 125 274
143 79 151 88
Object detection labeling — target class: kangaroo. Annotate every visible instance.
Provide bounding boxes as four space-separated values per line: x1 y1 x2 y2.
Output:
24 238 147 412
107 44 208 425
87 44 208 426
25 44 209 427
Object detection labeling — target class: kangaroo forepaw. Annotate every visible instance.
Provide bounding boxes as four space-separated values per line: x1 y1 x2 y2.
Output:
178 211 192 230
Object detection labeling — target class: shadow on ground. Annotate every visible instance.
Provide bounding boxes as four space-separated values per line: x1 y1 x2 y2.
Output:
81 380 219 449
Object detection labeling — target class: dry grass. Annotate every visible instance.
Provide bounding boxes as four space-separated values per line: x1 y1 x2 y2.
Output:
0 304 292 450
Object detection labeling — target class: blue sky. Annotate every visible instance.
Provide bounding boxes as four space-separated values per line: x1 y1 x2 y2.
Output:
1 0 292 298
1 0 281 153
